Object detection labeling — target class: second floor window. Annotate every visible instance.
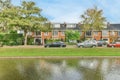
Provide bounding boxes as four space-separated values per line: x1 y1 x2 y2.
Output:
44 32 49 36
102 30 108 36
61 31 65 36
52 31 58 36
36 31 41 35
110 31 115 35
118 31 120 36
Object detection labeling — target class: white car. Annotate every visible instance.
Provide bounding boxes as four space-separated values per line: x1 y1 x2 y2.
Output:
77 40 98 48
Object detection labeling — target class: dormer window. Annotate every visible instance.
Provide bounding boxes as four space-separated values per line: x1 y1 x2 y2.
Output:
66 24 76 28
53 24 60 28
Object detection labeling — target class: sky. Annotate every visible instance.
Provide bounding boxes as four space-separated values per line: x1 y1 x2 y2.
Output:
11 0 120 23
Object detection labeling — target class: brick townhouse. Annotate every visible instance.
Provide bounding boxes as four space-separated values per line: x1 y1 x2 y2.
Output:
31 23 120 45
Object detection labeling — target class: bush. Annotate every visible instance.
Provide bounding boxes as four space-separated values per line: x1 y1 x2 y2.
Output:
66 42 76 45
1 31 24 46
27 37 34 45
65 30 80 42
8 41 16 46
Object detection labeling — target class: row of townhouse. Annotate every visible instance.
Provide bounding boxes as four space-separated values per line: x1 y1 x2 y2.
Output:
27 23 120 45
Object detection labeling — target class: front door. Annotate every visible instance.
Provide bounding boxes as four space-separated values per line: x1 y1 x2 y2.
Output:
35 38 41 45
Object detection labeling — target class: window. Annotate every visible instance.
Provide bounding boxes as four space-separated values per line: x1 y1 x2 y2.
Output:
61 31 65 36
52 31 58 36
66 24 76 28
102 30 108 36
118 31 120 36
36 31 41 35
53 24 60 28
44 32 49 36
86 31 91 36
94 31 98 35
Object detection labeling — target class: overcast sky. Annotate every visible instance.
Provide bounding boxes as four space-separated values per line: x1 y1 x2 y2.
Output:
11 0 120 23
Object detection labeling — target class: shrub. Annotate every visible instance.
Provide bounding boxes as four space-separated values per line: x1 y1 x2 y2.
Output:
2 31 24 46
27 37 34 45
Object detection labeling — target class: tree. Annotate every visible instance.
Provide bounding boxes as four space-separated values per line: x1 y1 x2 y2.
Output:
0 0 12 32
65 30 80 43
0 1 51 45
80 6 106 39
0 0 11 9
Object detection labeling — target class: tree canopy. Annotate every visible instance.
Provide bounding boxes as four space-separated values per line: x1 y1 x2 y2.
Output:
0 1 51 45
0 0 11 9
65 30 80 42
80 6 106 31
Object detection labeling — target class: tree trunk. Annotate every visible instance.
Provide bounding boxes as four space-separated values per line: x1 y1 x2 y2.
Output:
24 31 28 45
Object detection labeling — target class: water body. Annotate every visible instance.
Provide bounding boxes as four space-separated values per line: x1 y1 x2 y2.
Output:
0 58 120 80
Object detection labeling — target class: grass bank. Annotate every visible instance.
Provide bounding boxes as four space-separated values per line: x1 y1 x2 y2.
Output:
0 48 120 57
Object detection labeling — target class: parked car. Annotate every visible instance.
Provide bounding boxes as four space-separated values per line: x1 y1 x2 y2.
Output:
77 40 97 48
97 40 107 47
44 41 66 48
107 42 120 48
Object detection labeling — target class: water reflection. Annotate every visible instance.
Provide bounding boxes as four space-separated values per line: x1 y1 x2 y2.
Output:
0 58 120 80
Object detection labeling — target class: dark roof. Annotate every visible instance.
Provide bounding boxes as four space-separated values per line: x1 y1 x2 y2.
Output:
108 24 120 30
52 23 81 31
52 23 120 31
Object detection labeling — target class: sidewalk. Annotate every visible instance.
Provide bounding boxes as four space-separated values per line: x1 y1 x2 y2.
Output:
1 45 77 48
2 45 44 48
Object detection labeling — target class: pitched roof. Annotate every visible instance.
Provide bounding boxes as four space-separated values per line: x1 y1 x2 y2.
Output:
107 24 120 30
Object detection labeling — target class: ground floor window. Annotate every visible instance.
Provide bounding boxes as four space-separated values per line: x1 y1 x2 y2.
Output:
110 31 115 35
86 31 91 36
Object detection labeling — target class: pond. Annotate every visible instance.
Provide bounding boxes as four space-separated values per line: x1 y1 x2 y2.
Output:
0 58 120 80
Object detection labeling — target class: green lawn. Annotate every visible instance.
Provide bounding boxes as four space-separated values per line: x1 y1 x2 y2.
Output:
0 48 120 57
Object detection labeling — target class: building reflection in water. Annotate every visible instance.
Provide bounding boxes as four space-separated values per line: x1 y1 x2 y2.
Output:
0 58 120 80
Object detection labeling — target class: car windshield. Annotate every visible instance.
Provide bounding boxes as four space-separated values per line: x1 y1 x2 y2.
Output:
55 41 64 44
52 42 57 44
